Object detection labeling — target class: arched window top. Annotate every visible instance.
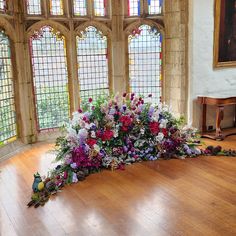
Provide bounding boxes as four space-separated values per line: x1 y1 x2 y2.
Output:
128 24 163 104
30 25 65 41
77 25 107 42
128 24 162 43
0 29 17 144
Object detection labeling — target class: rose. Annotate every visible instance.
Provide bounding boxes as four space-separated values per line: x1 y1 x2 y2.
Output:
100 129 114 141
149 121 160 135
87 139 97 147
119 115 133 127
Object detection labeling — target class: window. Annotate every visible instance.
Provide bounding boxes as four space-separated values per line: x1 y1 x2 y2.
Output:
0 0 6 12
94 0 107 17
74 0 87 16
128 24 162 103
50 0 63 15
26 0 41 15
128 0 141 16
0 30 17 145
148 0 162 15
76 26 109 102
29 26 70 130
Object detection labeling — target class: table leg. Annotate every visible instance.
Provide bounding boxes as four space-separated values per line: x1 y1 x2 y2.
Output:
234 104 236 127
216 105 224 140
202 104 207 133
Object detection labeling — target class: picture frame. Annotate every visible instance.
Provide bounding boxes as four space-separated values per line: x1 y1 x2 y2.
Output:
214 0 236 68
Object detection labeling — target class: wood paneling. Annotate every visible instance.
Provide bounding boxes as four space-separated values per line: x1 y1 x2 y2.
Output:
0 137 236 236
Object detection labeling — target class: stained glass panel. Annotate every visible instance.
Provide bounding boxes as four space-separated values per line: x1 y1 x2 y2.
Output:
74 0 87 16
128 0 140 16
0 0 6 11
128 25 162 104
0 30 17 144
27 0 41 15
30 26 70 130
148 0 162 15
94 0 107 17
76 26 109 102
50 0 63 15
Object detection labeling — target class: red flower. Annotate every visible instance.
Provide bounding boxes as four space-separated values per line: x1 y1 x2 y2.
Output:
121 126 128 132
88 98 93 103
119 115 133 127
162 128 168 137
102 129 114 141
149 121 160 135
87 139 97 147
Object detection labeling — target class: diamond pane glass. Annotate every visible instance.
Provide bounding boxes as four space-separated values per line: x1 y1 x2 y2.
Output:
128 25 162 104
27 0 41 15
148 0 162 15
94 0 107 16
128 0 140 16
74 0 87 16
50 0 63 15
30 26 70 130
0 30 17 144
76 26 109 102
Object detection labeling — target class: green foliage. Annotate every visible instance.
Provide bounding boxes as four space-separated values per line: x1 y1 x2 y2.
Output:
35 86 69 129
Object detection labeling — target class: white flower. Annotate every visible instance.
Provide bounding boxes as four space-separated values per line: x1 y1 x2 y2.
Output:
140 128 145 135
109 108 116 115
159 119 168 129
91 131 96 138
155 132 164 142
67 127 78 139
152 111 160 122
72 172 78 183
78 128 88 140
114 129 119 138
94 144 100 153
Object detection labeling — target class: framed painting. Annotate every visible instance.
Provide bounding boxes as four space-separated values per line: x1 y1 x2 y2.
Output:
214 0 236 68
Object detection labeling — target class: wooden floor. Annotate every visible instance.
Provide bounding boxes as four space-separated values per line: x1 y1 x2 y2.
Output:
0 137 236 236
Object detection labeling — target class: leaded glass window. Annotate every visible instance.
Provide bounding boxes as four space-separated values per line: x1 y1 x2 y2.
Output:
26 0 41 15
74 0 87 16
128 25 162 103
29 26 70 130
0 30 17 145
128 0 141 16
50 0 63 15
76 26 109 102
148 0 162 15
94 0 107 17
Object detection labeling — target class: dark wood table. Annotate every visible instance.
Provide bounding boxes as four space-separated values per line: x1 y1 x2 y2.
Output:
198 95 236 140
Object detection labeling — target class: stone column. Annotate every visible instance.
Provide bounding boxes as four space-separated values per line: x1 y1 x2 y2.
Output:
111 0 126 94
164 0 188 117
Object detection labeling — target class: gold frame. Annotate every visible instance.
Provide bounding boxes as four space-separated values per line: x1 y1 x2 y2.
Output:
214 0 236 68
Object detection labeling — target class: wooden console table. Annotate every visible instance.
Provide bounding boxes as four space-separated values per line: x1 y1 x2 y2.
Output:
198 95 236 140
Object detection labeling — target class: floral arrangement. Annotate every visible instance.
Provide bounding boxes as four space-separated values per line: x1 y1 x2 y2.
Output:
27 93 236 207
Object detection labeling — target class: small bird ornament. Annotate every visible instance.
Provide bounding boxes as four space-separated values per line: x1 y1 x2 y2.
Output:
32 172 44 193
